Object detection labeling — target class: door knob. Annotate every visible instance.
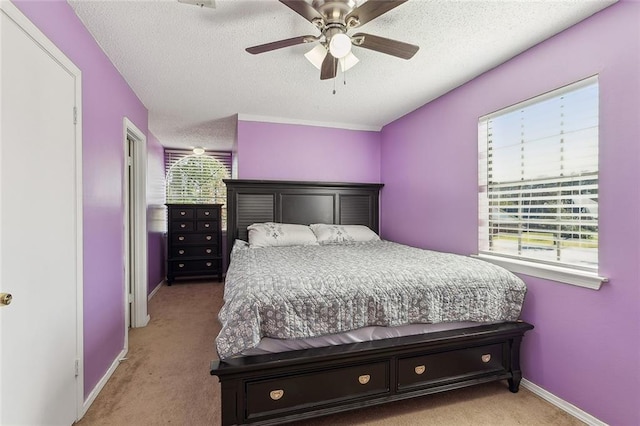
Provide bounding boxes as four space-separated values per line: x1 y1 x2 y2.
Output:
1 293 12 306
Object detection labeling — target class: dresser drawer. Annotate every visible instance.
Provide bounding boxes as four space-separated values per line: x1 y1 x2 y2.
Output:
196 207 218 219
169 259 219 274
246 361 389 419
196 220 218 232
172 221 194 232
172 233 217 245
397 344 505 391
171 208 194 220
171 245 217 258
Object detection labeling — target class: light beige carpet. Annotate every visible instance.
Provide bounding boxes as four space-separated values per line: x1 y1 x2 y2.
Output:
77 281 583 425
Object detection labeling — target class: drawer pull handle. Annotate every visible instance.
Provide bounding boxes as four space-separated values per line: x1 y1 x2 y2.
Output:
482 354 491 363
178 250 185 255
358 374 370 385
180 224 186 228
178 263 184 268
269 389 284 401
206 236 212 240
178 236 185 241
414 365 426 375
180 211 186 216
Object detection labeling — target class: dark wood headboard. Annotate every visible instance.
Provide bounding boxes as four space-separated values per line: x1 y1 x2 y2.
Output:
224 179 384 261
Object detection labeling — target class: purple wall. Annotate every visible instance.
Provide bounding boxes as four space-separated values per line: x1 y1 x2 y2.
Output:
13 1 639 423
380 2 640 424
237 120 381 182
13 1 150 399
147 132 166 294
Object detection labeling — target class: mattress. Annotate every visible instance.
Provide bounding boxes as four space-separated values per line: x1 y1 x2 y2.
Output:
216 240 527 359
242 321 495 356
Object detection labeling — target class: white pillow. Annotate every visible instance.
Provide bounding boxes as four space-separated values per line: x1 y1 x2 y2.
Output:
310 224 380 245
247 222 319 248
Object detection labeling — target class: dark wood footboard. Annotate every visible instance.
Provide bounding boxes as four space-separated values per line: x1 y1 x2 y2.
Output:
211 321 534 425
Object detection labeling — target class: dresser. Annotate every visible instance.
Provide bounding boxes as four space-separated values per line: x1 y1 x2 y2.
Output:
166 204 222 284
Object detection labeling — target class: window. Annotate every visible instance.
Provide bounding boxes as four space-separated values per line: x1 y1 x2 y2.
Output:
478 76 605 288
165 149 231 228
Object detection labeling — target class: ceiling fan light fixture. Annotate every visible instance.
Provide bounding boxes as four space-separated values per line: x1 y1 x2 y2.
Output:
305 44 328 70
329 33 352 59
192 147 205 155
340 52 359 72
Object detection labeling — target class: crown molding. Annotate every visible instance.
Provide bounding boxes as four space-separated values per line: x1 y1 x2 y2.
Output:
237 114 381 132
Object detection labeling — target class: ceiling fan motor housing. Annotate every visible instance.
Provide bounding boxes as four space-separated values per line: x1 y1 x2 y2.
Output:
312 0 359 25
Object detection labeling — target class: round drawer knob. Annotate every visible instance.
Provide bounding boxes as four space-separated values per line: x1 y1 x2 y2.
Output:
178 263 184 268
206 262 212 267
204 223 210 228
206 249 212 254
204 211 210 216
414 365 426 375
180 211 186 216
206 236 212 240
269 389 284 401
482 354 491 363
358 374 370 385
180 224 186 228
178 236 185 241
1 293 13 306
178 250 185 255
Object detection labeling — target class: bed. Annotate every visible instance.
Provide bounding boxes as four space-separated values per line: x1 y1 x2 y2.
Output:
210 179 533 425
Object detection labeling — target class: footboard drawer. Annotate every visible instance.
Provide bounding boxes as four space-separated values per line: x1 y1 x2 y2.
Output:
397 344 505 390
246 361 389 419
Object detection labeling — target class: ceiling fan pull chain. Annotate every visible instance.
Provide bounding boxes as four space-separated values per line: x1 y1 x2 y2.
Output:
333 76 337 95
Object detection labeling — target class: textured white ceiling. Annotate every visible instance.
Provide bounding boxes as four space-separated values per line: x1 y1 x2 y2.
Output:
68 0 615 151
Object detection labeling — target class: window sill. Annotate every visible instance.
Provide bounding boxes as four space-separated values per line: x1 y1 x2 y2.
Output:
472 253 608 290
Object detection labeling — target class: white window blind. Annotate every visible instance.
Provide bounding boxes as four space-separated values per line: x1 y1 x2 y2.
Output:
165 149 231 227
478 76 599 272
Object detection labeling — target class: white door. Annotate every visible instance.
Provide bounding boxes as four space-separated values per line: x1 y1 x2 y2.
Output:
125 136 135 329
0 3 82 425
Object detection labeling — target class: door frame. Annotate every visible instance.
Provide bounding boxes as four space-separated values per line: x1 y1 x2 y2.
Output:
0 1 84 420
123 118 149 331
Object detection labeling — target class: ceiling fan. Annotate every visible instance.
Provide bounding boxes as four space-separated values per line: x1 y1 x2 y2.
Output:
246 0 420 80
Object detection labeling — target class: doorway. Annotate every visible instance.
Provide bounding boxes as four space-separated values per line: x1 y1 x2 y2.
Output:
123 118 149 331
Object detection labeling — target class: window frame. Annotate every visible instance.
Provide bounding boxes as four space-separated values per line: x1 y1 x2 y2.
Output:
164 149 232 230
476 76 607 290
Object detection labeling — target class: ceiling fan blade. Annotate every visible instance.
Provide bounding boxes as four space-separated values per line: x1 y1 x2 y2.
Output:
246 35 317 54
351 33 419 60
345 0 408 28
279 0 324 25
320 52 338 80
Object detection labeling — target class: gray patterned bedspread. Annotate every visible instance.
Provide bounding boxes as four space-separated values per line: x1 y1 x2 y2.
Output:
216 241 526 359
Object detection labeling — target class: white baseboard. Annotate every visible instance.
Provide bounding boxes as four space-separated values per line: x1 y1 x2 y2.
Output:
80 347 128 418
140 314 150 327
148 280 164 300
521 379 607 426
